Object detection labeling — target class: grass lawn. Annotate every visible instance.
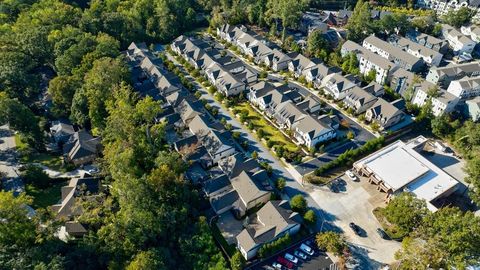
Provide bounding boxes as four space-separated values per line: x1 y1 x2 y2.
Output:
14 133 29 151
372 207 407 240
233 102 299 152
25 181 67 209
21 153 65 172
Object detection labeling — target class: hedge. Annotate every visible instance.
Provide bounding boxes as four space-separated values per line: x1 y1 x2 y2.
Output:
314 136 385 176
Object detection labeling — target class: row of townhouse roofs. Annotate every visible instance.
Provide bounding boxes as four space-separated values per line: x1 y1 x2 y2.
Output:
127 42 304 261
217 24 408 130
417 0 480 22
172 31 340 148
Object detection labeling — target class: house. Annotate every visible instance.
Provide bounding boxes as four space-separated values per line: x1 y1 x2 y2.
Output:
293 114 336 148
231 170 271 215
353 136 459 211
390 36 444 67
321 73 360 100
363 81 385 97
52 173 100 240
365 98 406 129
406 30 449 53
50 120 75 144
362 35 424 72
336 9 353 25
341 40 394 84
203 174 232 198
218 153 263 178
389 67 417 97
189 115 236 163
62 130 101 166
300 11 333 34
461 24 480 42
417 0 480 24
442 24 477 55
465 96 480 121
264 49 291 71
205 63 246 96
344 86 378 114
412 81 459 116
236 200 302 260
297 96 322 114
177 99 204 124
303 62 341 87
426 61 480 87
447 75 480 99
274 101 306 129
288 53 317 77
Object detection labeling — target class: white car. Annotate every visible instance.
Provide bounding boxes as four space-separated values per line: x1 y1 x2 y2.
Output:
294 249 308 260
284 253 298 264
272 262 283 270
346 170 358 181
300 243 314 255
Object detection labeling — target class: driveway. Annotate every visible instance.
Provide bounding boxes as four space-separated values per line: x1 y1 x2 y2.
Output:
296 141 358 175
217 211 244 245
309 173 402 267
0 125 20 178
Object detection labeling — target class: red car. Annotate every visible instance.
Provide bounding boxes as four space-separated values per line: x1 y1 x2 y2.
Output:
277 256 294 269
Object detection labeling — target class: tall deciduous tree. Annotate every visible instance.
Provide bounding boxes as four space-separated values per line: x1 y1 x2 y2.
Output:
266 0 310 42
346 0 373 42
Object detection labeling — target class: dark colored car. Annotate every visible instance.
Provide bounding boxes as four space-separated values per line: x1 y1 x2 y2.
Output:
349 222 361 235
376 228 388 239
277 256 293 269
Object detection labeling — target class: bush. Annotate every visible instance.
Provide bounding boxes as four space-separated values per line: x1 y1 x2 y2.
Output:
304 210 317 226
251 151 258 159
258 233 292 258
232 132 241 140
21 164 51 189
266 139 275 149
276 177 286 192
315 232 347 255
230 251 246 270
257 128 265 138
290 195 307 214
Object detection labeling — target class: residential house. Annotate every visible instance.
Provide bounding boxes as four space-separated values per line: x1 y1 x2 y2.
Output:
300 11 333 34
390 36 444 67
447 75 480 99
274 101 306 129
50 121 75 144
406 30 449 53
218 153 263 178
442 24 477 55
264 49 291 71
335 9 353 25
417 0 480 23
412 81 459 116
52 173 100 240
292 114 337 148
363 81 385 97
344 86 379 114
303 62 341 88
205 63 246 96
365 98 406 129
189 114 236 163
341 40 394 84
465 96 480 121
461 24 480 42
362 35 424 72
389 67 417 97
321 73 360 100
231 170 271 214
62 130 101 166
288 53 317 77
177 99 204 124
203 174 232 198
236 200 302 260
297 96 322 114
426 61 480 87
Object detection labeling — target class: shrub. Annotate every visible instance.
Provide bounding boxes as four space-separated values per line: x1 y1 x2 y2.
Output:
230 251 246 270
247 122 254 130
315 232 347 255
304 210 317 226
232 132 241 140
258 234 292 258
194 91 202 99
266 139 275 149
276 177 286 192
251 151 258 159
257 128 265 138
290 195 307 214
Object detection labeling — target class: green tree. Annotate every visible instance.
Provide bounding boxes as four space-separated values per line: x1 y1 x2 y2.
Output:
290 194 307 214
303 209 317 226
48 75 80 117
315 231 347 255
346 0 373 42
251 150 259 159
307 29 329 58
0 191 36 247
276 177 286 192
126 249 168 270
230 251 246 270
266 0 310 42
441 7 475 28
383 193 428 236
21 164 51 189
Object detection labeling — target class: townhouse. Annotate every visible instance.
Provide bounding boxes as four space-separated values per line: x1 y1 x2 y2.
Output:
447 75 480 98
365 98 406 129
461 24 480 42
389 67 417 97
344 86 379 114
288 53 319 77
441 24 477 55
321 73 361 100
263 49 291 71
426 61 480 87
411 81 459 116
417 0 480 23
465 96 480 121
406 30 449 53
292 114 337 148
390 36 444 67
341 40 395 84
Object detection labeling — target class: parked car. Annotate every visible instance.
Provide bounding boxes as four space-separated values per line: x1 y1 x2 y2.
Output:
284 253 298 264
346 170 358 181
328 181 339 193
376 228 388 239
294 249 308 260
349 222 361 235
272 262 284 270
277 257 293 269
300 243 314 255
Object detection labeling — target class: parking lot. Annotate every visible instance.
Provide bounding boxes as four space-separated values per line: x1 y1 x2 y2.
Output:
309 173 402 267
250 237 335 270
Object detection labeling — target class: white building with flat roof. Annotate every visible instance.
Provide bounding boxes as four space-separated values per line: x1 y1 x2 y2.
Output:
353 136 459 211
